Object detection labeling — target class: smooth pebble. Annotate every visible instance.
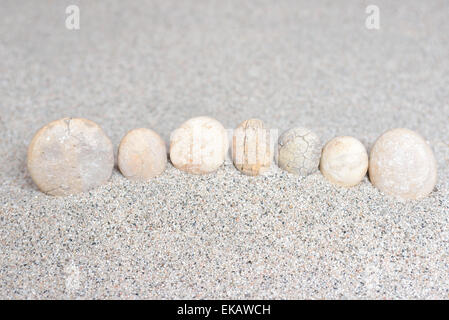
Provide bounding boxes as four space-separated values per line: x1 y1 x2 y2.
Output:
27 118 114 196
118 128 167 181
170 116 228 174
369 128 437 200
320 136 368 187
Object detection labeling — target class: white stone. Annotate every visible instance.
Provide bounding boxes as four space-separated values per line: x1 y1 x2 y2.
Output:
169 116 228 174
277 127 321 176
369 128 437 200
27 118 114 196
118 128 167 181
320 136 368 187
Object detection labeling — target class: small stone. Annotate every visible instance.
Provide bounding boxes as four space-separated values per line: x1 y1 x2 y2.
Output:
369 128 437 200
232 119 272 176
118 128 167 181
277 127 321 176
169 116 228 174
27 118 114 196
320 136 368 187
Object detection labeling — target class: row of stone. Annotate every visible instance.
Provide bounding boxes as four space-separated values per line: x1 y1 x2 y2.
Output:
27 117 437 200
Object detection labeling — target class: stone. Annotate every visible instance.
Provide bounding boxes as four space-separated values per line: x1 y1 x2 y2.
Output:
320 136 368 187
118 128 167 181
169 116 228 174
232 119 272 176
27 118 114 196
369 128 437 200
277 127 321 176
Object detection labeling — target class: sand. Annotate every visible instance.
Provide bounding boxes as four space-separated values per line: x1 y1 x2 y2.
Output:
0 0 448 299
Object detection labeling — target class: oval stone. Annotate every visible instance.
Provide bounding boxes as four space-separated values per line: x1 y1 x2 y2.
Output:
232 119 273 176
170 116 228 174
320 136 368 187
27 118 114 196
369 128 437 200
118 128 167 181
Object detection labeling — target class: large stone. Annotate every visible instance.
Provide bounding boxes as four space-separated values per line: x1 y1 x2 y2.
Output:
27 118 114 196
369 128 437 200
277 127 321 176
232 119 273 176
170 116 228 174
118 128 167 181
320 136 368 187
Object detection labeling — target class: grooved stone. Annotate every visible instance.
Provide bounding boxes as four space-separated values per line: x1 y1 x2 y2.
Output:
320 136 368 187
232 119 272 176
27 118 114 196
277 127 321 176
170 116 228 174
118 128 167 181
369 128 437 200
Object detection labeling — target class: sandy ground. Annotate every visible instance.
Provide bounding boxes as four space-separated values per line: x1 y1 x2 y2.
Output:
0 0 448 299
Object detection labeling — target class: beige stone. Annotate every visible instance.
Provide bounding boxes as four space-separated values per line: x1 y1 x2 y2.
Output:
232 119 272 176
118 128 167 181
170 116 228 174
369 128 437 200
320 136 368 187
277 127 321 176
27 118 114 196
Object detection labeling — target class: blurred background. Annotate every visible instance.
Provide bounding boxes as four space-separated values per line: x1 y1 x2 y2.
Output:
1 1 448 144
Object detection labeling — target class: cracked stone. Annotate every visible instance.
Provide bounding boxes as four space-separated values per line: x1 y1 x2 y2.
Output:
277 127 321 176
232 119 273 176
27 118 114 196
118 128 167 181
369 128 437 200
320 136 368 187
170 116 228 174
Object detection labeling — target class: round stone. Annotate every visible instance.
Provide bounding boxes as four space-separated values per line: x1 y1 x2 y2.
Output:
118 128 167 181
169 116 228 174
27 118 114 196
277 127 321 176
232 119 272 176
320 136 368 187
369 128 437 200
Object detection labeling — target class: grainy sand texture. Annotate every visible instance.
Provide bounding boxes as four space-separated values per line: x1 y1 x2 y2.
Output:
0 0 448 299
